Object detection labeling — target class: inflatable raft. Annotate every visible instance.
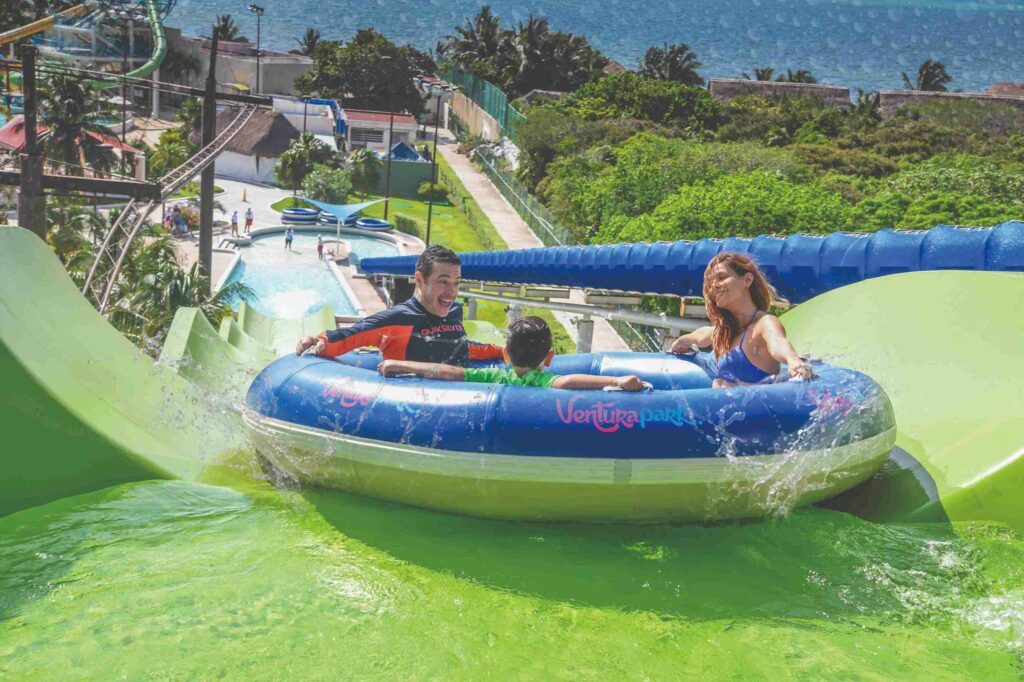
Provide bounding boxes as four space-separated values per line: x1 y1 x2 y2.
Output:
244 352 896 522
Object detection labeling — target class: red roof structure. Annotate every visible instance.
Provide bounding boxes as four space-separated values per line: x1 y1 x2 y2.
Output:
0 115 140 153
343 109 418 126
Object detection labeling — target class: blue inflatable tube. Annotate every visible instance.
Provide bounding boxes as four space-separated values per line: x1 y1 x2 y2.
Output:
244 352 896 522
355 217 393 231
357 222 1024 303
280 207 320 224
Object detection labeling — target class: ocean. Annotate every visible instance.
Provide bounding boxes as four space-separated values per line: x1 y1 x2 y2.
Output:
167 0 1024 93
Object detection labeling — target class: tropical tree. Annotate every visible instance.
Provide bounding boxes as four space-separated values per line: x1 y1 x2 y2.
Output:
777 69 817 84
290 27 321 56
148 137 190 179
275 133 337 203
37 71 117 176
638 43 704 87
301 164 352 203
213 14 248 43
437 6 508 82
742 67 775 81
162 48 201 84
349 149 383 199
902 59 952 91
296 29 434 116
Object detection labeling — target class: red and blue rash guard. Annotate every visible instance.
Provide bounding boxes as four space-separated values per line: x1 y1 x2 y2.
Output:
318 297 503 365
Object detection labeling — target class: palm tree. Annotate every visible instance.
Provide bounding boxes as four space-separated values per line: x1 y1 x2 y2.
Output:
213 14 248 43
148 138 189 179
638 43 704 86
777 69 817 84
275 133 336 203
902 59 952 91
437 5 506 79
291 27 321 56
348 148 383 199
37 71 117 176
742 67 775 81
162 48 201 84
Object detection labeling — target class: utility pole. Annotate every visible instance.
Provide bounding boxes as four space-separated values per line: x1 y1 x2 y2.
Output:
17 46 46 239
199 29 220 289
381 55 394 220
248 5 264 93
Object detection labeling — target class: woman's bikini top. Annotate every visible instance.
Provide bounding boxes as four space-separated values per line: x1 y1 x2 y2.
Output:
716 314 773 384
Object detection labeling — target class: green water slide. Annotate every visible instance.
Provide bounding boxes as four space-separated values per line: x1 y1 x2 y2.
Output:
783 270 1024 530
88 0 168 90
0 227 242 516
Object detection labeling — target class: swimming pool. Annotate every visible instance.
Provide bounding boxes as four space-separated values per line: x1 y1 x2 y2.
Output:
223 230 398 319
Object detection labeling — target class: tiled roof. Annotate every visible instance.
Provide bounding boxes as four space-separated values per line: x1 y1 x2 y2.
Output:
344 109 418 126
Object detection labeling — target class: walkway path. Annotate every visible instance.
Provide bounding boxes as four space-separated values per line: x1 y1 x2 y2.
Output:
435 130 630 352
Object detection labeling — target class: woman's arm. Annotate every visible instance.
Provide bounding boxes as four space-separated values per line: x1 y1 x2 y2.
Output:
378 360 465 381
759 317 814 380
553 374 645 391
669 326 713 354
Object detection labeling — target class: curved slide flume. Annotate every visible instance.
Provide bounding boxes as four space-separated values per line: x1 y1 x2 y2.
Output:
358 222 1024 303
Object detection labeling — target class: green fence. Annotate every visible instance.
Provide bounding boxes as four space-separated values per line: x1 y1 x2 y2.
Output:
473 145 577 247
438 63 527 144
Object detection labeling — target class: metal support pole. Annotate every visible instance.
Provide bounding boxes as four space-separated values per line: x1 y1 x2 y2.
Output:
121 21 128 171
425 90 442 246
383 99 394 219
466 298 478 320
16 46 45 238
575 316 595 354
199 30 220 288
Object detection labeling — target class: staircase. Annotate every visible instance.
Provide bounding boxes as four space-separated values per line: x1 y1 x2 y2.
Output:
82 104 259 313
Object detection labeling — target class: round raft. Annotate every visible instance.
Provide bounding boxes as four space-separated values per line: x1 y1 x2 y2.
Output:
244 352 896 522
354 217 393 231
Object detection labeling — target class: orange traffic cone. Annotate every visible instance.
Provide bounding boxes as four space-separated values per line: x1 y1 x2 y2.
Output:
242 188 249 203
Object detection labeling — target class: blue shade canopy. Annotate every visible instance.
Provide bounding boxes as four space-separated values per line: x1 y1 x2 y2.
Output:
376 141 427 162
299 197 383 223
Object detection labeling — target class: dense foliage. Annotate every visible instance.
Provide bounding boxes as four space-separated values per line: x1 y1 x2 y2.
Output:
438 6 608 98
513 79 1024 244
296 29 434 117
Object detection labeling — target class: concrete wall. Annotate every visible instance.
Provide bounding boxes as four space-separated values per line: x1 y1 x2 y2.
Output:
449 91 501 142
708 78 852 108
165 27 312 96
878 89 1024 117
214 150 278 184
373 160 433 198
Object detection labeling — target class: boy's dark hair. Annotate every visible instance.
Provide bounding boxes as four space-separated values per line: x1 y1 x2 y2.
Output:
416 245 461 279
506 316 552 368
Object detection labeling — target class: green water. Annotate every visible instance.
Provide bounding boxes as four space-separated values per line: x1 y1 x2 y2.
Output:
2 477 1023 680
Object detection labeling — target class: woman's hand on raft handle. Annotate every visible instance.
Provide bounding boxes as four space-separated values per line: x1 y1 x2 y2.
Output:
296 336 326 356
669 326 712 355
788 359 815 381
615 375 646 392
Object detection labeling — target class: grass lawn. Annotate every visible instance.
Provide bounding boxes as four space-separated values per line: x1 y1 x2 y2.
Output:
270 196 315 212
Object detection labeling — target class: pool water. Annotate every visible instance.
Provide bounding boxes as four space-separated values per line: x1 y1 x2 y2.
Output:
1 475 1023 679
224 231 398 319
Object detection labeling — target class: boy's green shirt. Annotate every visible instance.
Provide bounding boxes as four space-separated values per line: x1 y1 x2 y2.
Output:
463 367 560 388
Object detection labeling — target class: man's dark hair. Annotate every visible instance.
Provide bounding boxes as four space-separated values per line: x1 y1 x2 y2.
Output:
416 245 461 279
506 316 552 368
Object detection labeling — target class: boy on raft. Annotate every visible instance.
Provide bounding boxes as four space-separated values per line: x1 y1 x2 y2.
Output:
379 316 645 391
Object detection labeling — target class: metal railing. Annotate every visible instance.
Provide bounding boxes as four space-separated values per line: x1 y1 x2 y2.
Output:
472 144 577 247
438 63 527 143
458 289 702 353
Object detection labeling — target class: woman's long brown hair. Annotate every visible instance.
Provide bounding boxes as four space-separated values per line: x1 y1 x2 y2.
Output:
703 252 785 358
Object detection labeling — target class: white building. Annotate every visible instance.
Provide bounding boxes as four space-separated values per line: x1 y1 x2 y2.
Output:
340 109 419 153
192 107 300 185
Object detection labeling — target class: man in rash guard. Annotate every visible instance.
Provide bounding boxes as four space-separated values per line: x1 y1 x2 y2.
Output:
295 245 504 364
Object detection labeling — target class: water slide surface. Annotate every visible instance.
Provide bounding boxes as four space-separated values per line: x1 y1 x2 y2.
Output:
783 270 1024 530
3 225 1021 529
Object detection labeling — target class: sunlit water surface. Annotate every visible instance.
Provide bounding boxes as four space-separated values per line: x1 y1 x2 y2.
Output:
2 477 1023 679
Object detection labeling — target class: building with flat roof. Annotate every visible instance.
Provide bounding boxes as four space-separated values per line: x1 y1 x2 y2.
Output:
340 109 419 153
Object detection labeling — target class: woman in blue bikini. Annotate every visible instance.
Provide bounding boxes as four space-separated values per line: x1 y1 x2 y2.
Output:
670 252 813 387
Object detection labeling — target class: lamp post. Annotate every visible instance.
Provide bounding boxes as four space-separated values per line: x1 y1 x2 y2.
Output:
381 55 395 220
425 85 450 246
117 10 130 174
247 4 264 94
301 95 309 134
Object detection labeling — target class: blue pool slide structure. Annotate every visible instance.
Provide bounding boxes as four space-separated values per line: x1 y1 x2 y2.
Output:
358 222 1024 302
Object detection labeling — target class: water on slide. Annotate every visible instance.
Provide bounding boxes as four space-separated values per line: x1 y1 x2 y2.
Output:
2 227 1023 678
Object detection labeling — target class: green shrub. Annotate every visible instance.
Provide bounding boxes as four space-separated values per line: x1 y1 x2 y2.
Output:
716 94 844 147
392 213 424 240
417 180 448 203
881 158 1024 208
787 143 899 178
837 117 967 164
301 164 352 203
850 190 1021 230
596 170 852 243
